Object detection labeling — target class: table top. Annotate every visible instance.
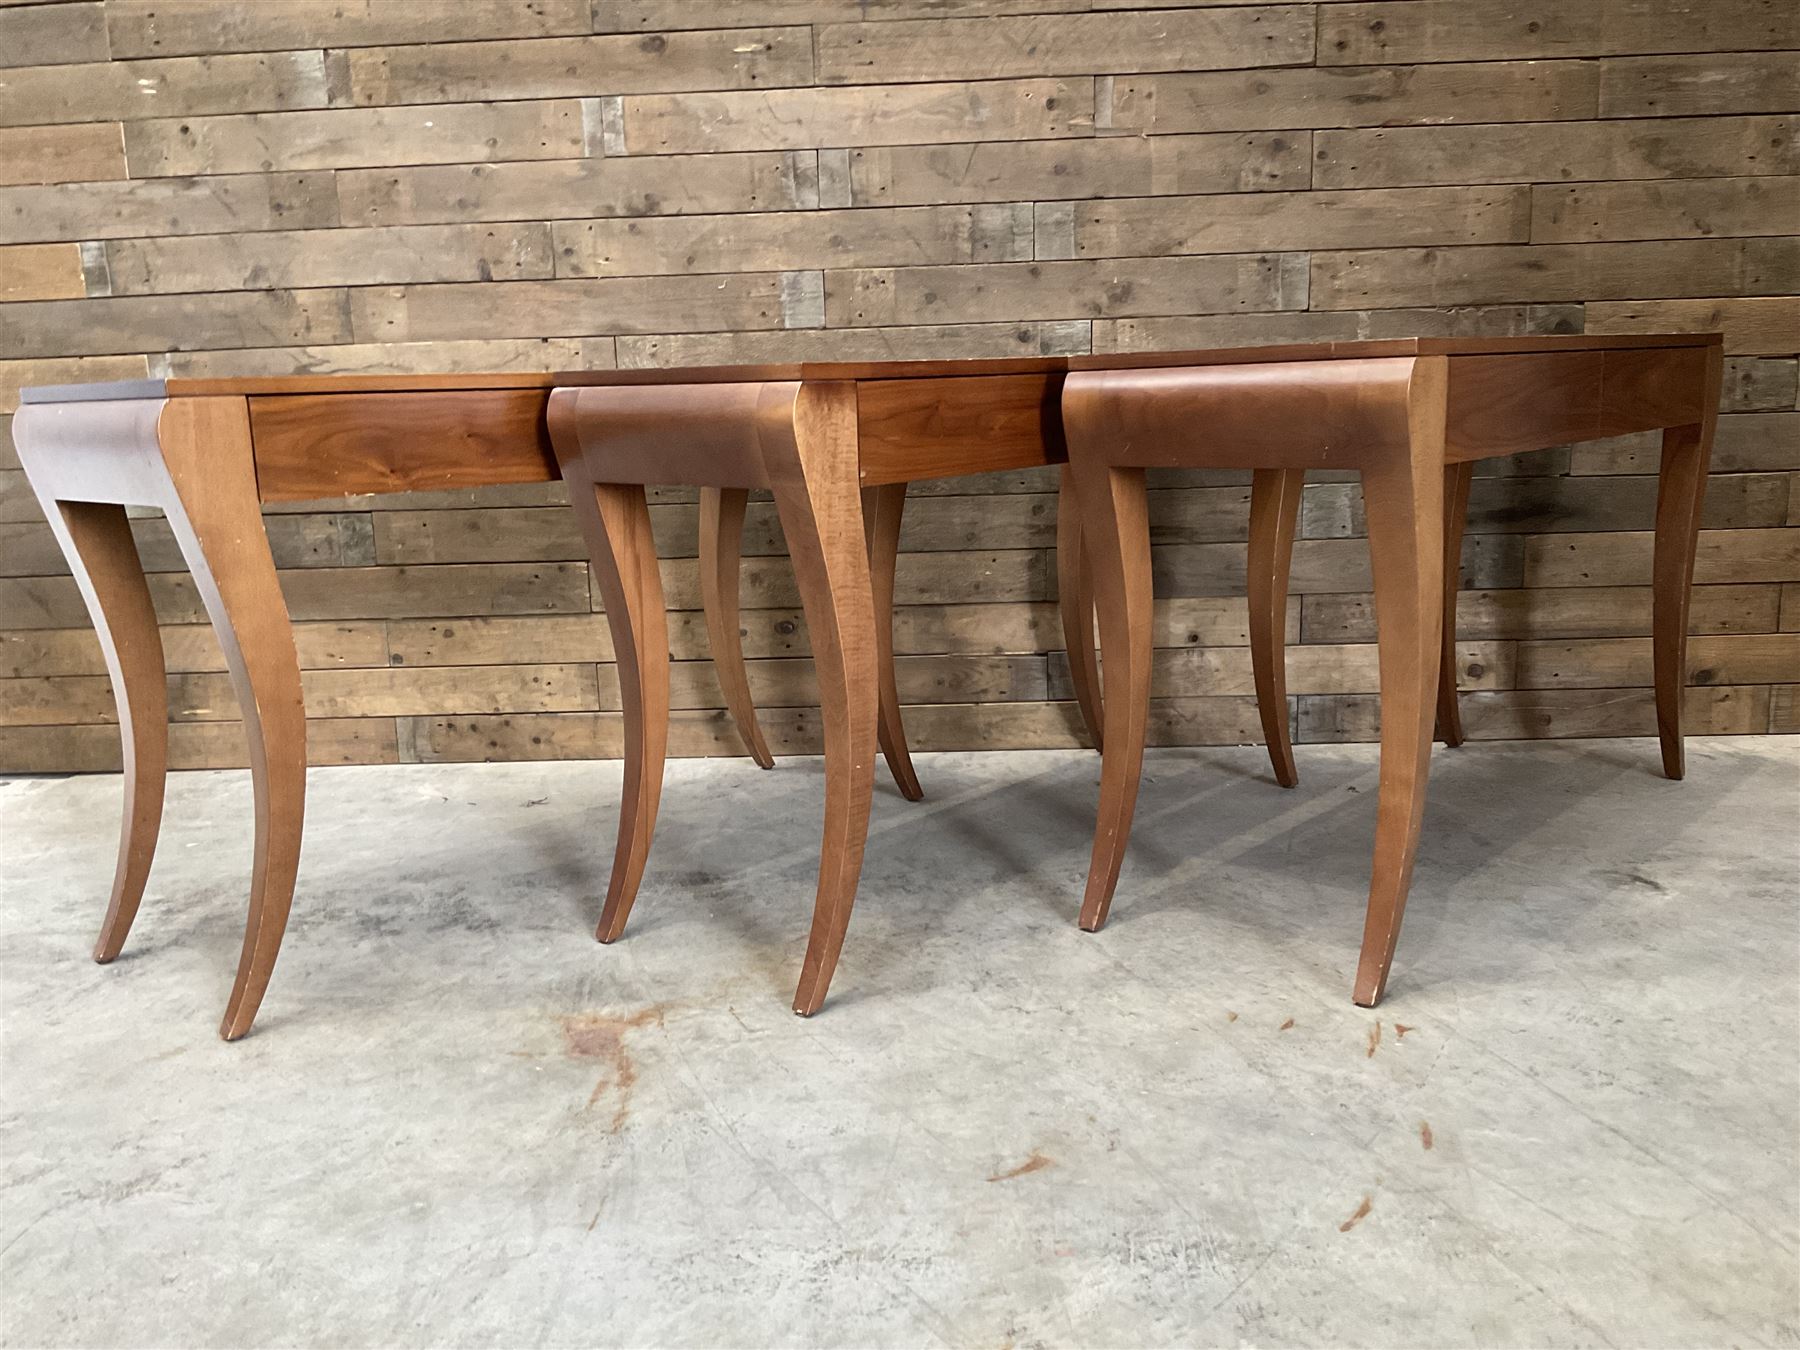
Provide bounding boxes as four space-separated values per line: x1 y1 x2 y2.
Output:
21 332 1721 404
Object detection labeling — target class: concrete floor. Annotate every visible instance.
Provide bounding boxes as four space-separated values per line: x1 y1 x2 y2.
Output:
1 736 1796 1348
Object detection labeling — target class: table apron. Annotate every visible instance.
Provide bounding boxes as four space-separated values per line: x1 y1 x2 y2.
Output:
249 389 559 501
854 373 1066 485
1444 347 1711 461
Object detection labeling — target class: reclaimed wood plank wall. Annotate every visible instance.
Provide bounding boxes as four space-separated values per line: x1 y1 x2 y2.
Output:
0 0 1796 772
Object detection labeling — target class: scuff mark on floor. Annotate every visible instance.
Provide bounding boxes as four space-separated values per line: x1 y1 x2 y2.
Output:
1366 1021 1382 1058
1395 1023 1413 1039
561 1006 667 1133
1339 1195 1373 1232
1420 1121 1434 1150
988 1150 1054 1183
1279 1017 1295 1031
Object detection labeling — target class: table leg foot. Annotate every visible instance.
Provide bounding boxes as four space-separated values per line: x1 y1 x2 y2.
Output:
1068 458 1153 933
46 501 169 964
1248 468 1302 789
1653 418 1716 782
1435 460 1474 748
758 383 878 1016
863 482 923 802
699 487 775 769
1057 466 1104 753
570 477 670 944
159 398 307 1041
1351 360 1447 1009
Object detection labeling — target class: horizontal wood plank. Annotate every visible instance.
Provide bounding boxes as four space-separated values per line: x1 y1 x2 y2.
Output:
336 152 815 226
346 28 815 106
1311 240 1797 310
555 204 1033 278
847 132 1308 206
1303 584 1782 643
617 79 1091 153
0 563 591 630
106 224 557 295
0 512 375 576
827 254 1306 326
1315 115 1800 189
0 51 329 128
0 290 350 360
1566 413 1800 475
0 171 336 246
1585 299 1800 355
593 1 1095 29
348 274 804 343
1093 304 1581 353
123 101 586 177
615 320 1091 368
153 336 617 381
0 717 396 773
1303 472 1791 540
105 0 591 58
0 244 84 303
1299 685 1770 743
0 620 387 677
1320 0 1795 65
1525 529 1800 587
1071 186 1529 258
1599 51 1800 118
0 2 107 68
1531 177 1800 244
1514 633 1800 689
818 7 1314 83
1104 60 1597 134
0 123 125 188
0 662 601 726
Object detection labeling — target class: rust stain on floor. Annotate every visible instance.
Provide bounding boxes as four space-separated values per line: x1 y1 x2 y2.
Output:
988 1150 1054 1183
1279 1017 1295 1031
1339 1195 1373 1232
560 1006 667 1134
1420 1121 1434 1150
1395 1023 1414 1039
1366 1021 1382 1058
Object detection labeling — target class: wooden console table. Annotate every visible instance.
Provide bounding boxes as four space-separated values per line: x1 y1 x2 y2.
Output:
13 361 1100 1037
16 334 1719 1035
1060 333 1722 1007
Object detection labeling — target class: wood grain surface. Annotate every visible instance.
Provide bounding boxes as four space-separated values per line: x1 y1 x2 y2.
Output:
0 3 1794 771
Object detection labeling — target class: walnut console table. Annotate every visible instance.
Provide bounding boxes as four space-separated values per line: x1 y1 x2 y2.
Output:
13 361 1101 1038
16 334 1720 1036
1060 332 1723 1008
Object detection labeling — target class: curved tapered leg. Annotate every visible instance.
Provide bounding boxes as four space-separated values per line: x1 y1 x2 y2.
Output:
1435 460 1474 748
1067 457 1153 933
570 476 670 944
1351 360 1448 1009
158 398 307 1041
45 502 169 963
1056 465 1103 753
757 383 878 1016
699 487 775 769
862 481 923 801
1248 468 1302 788
1653 415 1718 781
